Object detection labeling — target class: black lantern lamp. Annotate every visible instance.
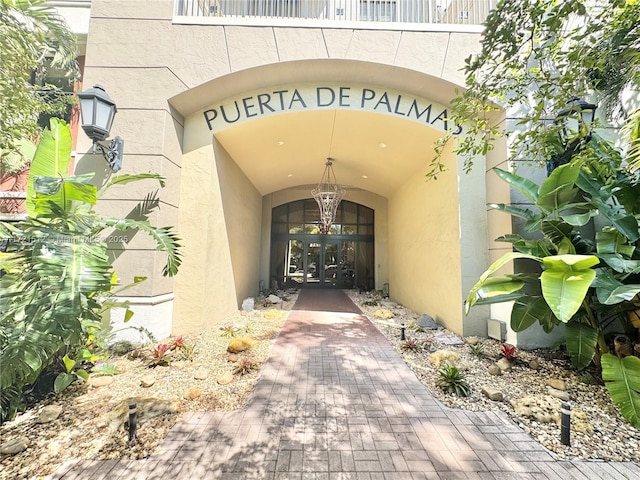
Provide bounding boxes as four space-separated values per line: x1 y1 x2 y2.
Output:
555 97 598 146
547 97 598 176
77 84 124 172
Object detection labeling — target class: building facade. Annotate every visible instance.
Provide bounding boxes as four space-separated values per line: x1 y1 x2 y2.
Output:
48 0 515 342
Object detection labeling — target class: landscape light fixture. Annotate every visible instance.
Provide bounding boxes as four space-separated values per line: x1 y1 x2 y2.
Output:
555 96 598 147
77 84 124 172
312 158 346 234
546 97 598 175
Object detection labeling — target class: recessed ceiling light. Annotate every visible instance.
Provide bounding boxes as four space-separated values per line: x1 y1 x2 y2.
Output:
276 141 285 146
362 175 368 179
287 173 293 177
379 143 387 148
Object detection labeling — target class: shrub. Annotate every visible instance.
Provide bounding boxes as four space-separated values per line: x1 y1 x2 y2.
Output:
437 364 471 397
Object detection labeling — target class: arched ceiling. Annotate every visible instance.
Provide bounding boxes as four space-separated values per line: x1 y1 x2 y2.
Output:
169 59 476 198
214 108 444 197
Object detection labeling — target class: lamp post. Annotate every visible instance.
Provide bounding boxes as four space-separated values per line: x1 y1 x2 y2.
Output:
546 97 598 175
77 84 124 172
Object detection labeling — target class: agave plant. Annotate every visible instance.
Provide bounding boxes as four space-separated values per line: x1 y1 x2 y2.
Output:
0 118 182 422
436 364 471 397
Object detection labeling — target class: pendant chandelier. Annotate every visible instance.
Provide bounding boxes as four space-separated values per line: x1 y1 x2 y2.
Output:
312 158 345 234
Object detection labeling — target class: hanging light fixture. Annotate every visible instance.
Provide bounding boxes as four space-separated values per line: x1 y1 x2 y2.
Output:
312 158 345 234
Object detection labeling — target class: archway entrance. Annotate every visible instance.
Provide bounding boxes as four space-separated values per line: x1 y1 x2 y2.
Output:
270 199 374 290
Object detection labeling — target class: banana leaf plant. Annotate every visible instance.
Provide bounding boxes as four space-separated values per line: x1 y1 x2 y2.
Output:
465 139 640 427
0 118 181 422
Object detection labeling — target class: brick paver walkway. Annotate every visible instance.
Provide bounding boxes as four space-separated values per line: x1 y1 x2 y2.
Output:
50 289 640 479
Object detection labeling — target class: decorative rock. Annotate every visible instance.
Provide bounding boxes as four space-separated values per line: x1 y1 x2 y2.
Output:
172 360 187 370
432 331 465 346
546 378 566 391
373 308 394 319
466 336 479 345
481 387 504 401
416 314 439 330
36 405 63 424
217 372 233 385
428 350 460 368
241 297 255 312
547 386 570 402
497 357 512 372
193 368 209 380
510 395 561 425
267 294 282 304
184 388 202 400
227 354 239 362
529 359 540 370
227 337 256 353
88 376 114 388
98 397 181 431
488 364 502 376
140 375 155 388
1 436 29 455
572 407 594 434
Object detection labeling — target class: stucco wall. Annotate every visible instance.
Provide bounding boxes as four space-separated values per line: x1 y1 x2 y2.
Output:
388 159 463 335
214 142 263 307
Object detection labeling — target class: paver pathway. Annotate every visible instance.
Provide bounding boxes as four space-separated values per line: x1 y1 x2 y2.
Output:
50 289 640 479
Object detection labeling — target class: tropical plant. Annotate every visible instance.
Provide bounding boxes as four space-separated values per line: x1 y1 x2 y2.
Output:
602 354 640 428
464 147 640 425
0 118 182 422
0 0 78 161
436 364 471 397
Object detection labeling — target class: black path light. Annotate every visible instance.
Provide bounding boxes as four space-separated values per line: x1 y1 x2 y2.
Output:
546 97 598 175
77 84 124 172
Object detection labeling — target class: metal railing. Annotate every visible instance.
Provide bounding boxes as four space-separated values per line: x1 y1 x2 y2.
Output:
175 0 496 26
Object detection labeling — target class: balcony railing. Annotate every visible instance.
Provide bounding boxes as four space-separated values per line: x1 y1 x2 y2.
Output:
175 0 496 27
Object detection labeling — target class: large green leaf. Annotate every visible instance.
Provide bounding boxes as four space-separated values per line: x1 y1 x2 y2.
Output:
511 296 550 332
565 322 598 370
540 255 598 322
465 252 540 314
593 270 640 305
493 167 539 203
102 219 182 277
536 164 580 211
598 254 640 274
26 118 72 215
577 171 640 242
98 173 166 197
602 353 640 428
540 220 573 250
490 203 537 220
596 228 635 257
560 209 598 227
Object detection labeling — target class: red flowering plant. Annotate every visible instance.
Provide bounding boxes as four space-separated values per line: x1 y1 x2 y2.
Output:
501 343 517 362
149 343 170 367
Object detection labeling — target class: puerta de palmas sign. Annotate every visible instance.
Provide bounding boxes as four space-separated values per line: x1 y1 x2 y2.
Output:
203 84 462 135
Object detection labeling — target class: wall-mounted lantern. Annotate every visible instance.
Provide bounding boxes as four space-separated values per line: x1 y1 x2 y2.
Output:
77 84 124 172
